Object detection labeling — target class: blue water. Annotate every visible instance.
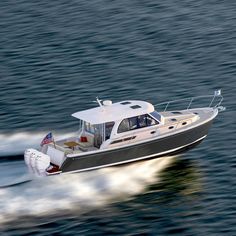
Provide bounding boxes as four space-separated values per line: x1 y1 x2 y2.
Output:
0 0 235 235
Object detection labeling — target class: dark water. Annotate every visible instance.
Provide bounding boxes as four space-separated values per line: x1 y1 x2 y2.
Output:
0 0 235 235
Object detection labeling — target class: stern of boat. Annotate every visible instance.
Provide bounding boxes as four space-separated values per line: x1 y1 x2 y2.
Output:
24 145 65 176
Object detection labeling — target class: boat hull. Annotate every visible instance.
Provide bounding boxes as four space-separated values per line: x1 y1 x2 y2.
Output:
60 119 213 173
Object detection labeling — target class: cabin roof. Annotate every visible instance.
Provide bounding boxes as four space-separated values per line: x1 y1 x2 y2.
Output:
72 100 155 124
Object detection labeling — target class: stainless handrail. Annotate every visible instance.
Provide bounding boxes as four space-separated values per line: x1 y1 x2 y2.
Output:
154 90 224 112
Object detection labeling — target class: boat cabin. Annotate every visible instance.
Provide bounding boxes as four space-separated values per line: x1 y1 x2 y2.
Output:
70 100 163 151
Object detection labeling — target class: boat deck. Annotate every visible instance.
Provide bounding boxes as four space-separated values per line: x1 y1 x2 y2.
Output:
54 137 98 154
157 108 216 136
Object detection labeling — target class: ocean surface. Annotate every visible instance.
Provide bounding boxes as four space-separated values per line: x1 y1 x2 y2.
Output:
0 0 235 235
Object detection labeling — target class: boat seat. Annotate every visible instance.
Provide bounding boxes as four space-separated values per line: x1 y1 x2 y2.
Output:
78 133 94 147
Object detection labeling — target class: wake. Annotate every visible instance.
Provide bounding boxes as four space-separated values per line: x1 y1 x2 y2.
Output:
0 131 74 157
0 156 175 224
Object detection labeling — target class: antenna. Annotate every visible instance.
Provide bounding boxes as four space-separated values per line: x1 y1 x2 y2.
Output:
95 97 103 107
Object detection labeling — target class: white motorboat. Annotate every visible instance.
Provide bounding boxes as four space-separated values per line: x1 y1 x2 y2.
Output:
24 90 225 176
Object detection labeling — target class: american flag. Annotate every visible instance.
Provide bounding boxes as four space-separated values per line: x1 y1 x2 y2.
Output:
40 132 53 146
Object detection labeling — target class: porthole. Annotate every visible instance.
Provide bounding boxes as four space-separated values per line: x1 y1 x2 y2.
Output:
169 126 174 129
171 111 182 114
171 118 177 121
182 122 187 125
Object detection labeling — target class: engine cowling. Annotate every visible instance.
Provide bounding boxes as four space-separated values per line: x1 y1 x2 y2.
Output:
24 149 34 165
24 149 50 176
35 153 50 174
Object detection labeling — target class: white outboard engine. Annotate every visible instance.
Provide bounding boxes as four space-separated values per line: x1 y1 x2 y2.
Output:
24 149 33 166
24 149 50 176
30 151 37 171
24 149 35 174
35 152 50 175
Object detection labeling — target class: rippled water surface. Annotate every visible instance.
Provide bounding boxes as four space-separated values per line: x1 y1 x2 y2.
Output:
0 0 235 235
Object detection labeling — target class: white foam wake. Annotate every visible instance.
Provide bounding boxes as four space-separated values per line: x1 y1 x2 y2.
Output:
0 156 175 224
0 132 74 156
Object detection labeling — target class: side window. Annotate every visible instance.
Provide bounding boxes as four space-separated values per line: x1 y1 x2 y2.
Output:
129 117 138 130
118 114 159 133
138 115 147 128
105 122 115 140
118 119 130 133
137 114 159 128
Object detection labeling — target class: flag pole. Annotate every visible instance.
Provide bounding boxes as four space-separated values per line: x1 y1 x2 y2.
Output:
52 134 56 149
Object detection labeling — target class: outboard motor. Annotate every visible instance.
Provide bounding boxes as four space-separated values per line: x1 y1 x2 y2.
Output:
24 149 35 173
24 149 50 176
24 149 33 166
30 151 37 172
35 152 50 175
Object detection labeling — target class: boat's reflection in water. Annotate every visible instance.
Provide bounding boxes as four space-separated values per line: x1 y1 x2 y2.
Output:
0 155 201 225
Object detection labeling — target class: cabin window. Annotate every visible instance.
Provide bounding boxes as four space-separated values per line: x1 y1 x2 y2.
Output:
118 114 159 133
118 119 130 133
105 122 115 140
138 114 158 127
138 115 147 128
146 114 158 126
129 117 138 130
84 122 95 134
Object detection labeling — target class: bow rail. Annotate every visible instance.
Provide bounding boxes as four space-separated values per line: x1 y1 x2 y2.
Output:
154 90 224 112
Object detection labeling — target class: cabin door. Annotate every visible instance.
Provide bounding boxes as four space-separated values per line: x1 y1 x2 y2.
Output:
94 124 104 148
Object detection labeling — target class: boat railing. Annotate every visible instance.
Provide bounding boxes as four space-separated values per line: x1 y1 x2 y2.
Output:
154 90 224 112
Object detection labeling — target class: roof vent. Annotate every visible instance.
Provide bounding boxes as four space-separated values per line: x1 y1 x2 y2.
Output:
130 105 141 109
120 101 131 105
103 100 112 106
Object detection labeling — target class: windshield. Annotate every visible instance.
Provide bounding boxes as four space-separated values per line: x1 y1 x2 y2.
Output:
150 111 162 122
